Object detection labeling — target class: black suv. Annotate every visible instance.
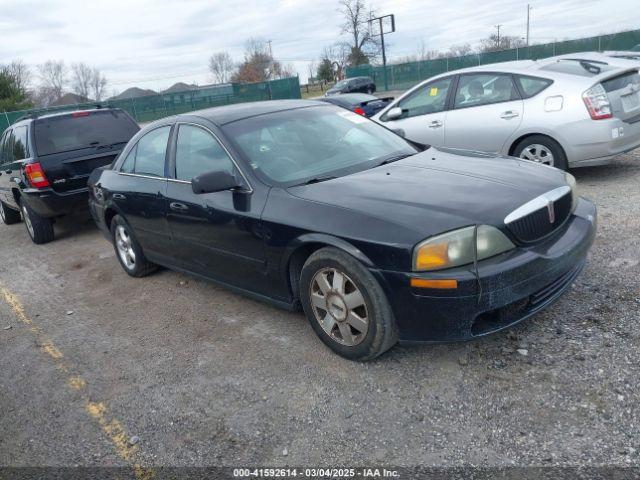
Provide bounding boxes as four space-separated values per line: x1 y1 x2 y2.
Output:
0 108 139 244
325 76 376 96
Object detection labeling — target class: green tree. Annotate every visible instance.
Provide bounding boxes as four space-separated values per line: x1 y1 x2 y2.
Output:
0 69 31 112
317 59 334 82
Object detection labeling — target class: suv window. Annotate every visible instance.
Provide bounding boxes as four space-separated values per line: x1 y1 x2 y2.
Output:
454 73 520 109
121 126 170 177
387 77 452 120
0 130 10 164
516 75 553 98
175 125 235 181
1 130 15 163
34 110 139 156
12 126 29 160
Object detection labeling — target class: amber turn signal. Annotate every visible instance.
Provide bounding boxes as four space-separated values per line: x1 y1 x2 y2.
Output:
410 278 458 289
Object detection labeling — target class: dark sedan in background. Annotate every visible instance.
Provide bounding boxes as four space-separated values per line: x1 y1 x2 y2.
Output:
88 100 596 361
318 93 394 117
325 76 376 96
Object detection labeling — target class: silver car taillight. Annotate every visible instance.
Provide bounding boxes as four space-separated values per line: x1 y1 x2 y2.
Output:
582 84 612 120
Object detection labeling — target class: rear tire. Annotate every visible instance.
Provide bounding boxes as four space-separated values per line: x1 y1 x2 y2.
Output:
513 135 568 170
0 201 21 225
300 247 398 361
21 199 54 244
110 215 157 277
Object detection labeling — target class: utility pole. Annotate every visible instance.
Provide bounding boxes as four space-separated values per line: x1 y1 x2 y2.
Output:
266 40 273 58
526 5 532 46
495 24 502 49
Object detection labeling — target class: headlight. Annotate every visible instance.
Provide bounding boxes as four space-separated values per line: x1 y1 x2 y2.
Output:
413 225 515 271
565 172 578 211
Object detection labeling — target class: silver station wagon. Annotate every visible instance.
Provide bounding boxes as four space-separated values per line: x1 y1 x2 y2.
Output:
373 59 640 169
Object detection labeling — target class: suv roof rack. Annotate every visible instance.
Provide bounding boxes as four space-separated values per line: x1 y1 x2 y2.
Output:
13 104 109 123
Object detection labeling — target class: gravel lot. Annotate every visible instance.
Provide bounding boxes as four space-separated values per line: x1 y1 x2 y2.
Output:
0 150 639 476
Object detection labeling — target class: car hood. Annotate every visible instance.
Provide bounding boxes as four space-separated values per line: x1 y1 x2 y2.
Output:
287 147 568 239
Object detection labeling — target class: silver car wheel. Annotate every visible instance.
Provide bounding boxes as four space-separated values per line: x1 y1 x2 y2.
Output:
0 202 5 222
22 205 34 237
520 144 555 167
309 267 369 346
115 225 136 270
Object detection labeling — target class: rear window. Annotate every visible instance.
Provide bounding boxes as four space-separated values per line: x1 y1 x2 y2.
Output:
34 110 139 156
602 70 640 93
516 75 553 98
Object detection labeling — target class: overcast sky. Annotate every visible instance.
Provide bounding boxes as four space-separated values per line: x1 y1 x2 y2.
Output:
0 0 637 94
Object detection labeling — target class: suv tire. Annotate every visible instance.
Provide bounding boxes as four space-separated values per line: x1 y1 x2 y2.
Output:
0 201 21 225
21 199 54 244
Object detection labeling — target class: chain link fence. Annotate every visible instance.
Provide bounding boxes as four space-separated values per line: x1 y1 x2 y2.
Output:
346 29 640 91
1 77 301 135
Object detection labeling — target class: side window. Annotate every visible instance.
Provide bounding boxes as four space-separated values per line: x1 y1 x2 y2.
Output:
454 73 520 109
175 125 235 181
120 145 137 173
12 126 29 161
1 131 15 163
391 77 453 119
516 75 553 98
132 126 170 177
0 131 8 164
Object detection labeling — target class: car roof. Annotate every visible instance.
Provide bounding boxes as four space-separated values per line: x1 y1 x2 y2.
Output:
184 99 323 125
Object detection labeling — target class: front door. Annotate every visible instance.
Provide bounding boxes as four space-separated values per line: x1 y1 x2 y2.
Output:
444 72 524 153
165 123 268 293
378 76 454 146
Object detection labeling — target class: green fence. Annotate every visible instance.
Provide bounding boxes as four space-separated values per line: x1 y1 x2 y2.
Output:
347 29 640 91
0 76 301 134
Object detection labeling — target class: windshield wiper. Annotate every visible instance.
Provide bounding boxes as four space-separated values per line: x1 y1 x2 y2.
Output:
293 175 338 186
374 153 414 167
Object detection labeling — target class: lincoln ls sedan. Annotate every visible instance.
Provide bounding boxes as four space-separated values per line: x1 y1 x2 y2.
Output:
88 100 596 361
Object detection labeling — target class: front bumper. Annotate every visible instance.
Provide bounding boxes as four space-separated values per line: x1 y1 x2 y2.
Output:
22 186 90 218
375 198 597 342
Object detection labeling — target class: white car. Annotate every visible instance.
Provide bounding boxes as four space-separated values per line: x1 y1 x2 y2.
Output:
373 59 640 169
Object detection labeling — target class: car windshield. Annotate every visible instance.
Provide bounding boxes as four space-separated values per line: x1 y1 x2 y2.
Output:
222 105 418 186
334 80 350 88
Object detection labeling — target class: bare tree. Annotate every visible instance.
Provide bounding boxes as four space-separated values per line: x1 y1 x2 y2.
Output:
338 0 378 65
71 62 93 99
479 34 525 53
448 43 475 57
307 60 317 83
37 60 67 102
208 52 235 84
91 68 108 101
232 37 287 83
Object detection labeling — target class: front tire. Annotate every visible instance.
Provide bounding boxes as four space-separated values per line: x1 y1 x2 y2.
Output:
300 247 398 361
21 199 54 244
513 135 568 170
0 201 21 225
110 215 157 277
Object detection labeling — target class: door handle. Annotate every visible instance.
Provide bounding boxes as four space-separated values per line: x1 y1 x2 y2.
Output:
428 120 443 129
170 202 189 212
112 193 126 200
500 111 520 119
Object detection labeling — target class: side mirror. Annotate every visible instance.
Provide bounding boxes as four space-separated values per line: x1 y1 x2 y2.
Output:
192 170 240 194
386 107 404 120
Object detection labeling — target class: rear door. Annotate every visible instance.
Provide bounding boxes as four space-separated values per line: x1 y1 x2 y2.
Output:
601 70 640 122
33 110 139 193
114 125 172 255
378 76 454 146
444 72 524 153
0 129 14 205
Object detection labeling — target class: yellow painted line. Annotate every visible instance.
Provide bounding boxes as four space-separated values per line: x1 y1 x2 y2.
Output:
0 286 154 479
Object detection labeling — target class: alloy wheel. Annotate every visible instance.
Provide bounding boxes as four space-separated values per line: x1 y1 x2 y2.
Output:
22 205 34 238
115 225 136 270
519 144 555 167
0 203 5 222
309 268 369 346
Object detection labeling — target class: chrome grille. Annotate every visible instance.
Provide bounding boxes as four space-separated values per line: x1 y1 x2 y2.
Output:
505 187 573 243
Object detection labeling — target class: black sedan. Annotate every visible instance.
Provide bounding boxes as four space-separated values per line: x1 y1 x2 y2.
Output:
325 76 376 96
88 100 596 361
318 93 394 117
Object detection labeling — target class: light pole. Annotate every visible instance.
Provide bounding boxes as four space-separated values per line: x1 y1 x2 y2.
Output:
495 24 502 49
526 4 532 47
